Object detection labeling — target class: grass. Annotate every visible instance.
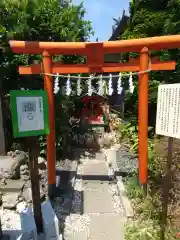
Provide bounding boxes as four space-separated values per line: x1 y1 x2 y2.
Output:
118 123 179 240
124 173 178 240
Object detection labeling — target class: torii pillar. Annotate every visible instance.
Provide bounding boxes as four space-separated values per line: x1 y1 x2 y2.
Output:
42 51 56 197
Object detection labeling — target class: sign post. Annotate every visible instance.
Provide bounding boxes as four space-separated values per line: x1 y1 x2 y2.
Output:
10 90 49 233
27 136 43 233
156 84 180 239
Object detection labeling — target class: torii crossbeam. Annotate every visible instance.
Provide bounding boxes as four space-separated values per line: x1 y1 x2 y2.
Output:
9 35 179 197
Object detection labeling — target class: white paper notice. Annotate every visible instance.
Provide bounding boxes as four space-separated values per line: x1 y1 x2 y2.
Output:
16 96 44 132
156 84 180 139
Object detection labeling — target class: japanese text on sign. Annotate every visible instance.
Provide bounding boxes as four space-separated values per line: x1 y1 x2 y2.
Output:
16 96 44 132
156 84 180 138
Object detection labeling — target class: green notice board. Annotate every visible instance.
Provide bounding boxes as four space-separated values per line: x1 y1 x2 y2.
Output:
10 90 49 138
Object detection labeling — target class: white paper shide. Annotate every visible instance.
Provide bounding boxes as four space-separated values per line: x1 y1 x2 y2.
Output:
16 96 44 132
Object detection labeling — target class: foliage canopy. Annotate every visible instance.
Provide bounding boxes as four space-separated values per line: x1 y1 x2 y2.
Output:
0 0 94 153
119 0 180 125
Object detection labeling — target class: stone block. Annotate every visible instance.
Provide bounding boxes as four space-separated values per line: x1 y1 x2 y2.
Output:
19 207 38 240
41 200 60 240
0 179 25 193
105 148 117 168
0 156 14 179
0 153 28 180
2 192 20 209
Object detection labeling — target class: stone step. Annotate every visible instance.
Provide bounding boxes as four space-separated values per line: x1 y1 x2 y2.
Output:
82 161 108 176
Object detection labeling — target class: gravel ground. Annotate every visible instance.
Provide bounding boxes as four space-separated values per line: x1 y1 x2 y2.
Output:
105 157 126 217
63 159 85 239
116 146 138 174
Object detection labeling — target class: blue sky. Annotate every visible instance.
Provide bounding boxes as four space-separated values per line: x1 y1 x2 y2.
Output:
72 0 130 41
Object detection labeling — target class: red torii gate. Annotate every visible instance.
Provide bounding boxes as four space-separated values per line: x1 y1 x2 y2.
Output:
9 35 179 196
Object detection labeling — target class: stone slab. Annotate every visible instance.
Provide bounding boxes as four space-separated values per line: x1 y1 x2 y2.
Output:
89 214 125 240
0 179 25 193
83 181 109 191
84 189 114 213
82 162 108 176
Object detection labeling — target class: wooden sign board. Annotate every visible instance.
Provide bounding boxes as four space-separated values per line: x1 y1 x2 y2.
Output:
156 84 180 138
10 90 49 138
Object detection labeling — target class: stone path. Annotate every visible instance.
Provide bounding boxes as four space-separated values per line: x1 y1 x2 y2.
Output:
64 154 126 240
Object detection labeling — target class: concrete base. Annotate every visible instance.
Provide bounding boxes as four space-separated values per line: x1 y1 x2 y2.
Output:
41 200 60 240
2 230 22 240
20 207 38 240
